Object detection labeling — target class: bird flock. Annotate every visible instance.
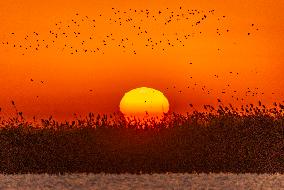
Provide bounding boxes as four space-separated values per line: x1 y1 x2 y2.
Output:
1 7 259 55
1 7 271 105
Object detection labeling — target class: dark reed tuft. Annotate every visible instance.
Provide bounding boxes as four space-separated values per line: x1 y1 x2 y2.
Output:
0 102 283 174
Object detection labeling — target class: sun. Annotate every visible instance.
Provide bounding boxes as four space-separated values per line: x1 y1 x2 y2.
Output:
119 87 169 121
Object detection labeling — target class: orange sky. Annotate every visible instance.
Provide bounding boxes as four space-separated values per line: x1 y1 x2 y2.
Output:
0 0 283 120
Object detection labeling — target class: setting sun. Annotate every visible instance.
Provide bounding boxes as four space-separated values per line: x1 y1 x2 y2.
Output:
119 87 169 120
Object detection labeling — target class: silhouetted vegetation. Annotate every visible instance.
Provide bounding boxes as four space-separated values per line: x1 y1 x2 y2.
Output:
0 102 283 174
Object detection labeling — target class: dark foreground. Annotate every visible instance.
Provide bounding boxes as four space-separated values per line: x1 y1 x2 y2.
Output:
0 103 283 174
0 173 283 190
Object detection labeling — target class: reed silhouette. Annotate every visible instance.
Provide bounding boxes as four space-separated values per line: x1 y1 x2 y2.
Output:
0 101 283 174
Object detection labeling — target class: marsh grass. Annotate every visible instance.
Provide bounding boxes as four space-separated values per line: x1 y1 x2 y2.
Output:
0 101 283 174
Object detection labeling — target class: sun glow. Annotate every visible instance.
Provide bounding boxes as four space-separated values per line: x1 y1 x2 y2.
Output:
119 87 169 121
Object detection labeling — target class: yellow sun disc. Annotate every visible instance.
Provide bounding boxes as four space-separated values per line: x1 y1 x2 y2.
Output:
119 87 169 120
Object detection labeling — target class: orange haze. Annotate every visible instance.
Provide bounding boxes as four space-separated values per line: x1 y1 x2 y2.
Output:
0 0 283 120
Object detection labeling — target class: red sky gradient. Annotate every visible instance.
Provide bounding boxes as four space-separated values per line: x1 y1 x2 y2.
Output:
0 0 283 120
